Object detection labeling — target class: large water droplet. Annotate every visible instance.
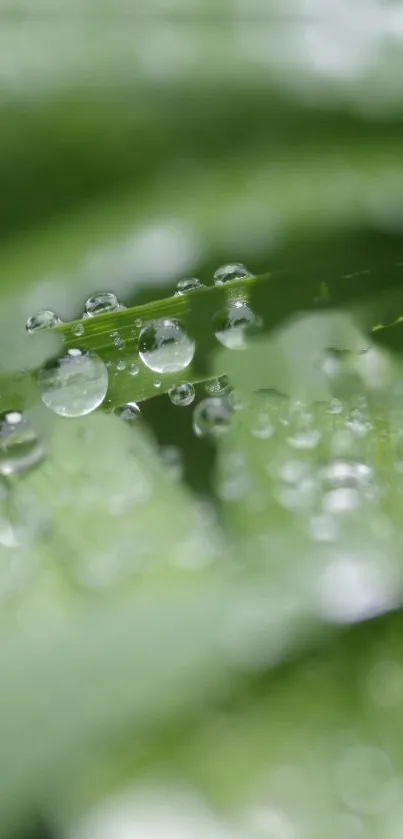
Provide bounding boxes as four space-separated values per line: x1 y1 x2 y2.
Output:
0 411 45 476
138 319 195 374
168 382 195 407
192 397 231 438
214 299 258 350
25 310 62 333
38 349 108 417
84 292 121 317
213 262 252 285
114 402 141 422
174 277 205 295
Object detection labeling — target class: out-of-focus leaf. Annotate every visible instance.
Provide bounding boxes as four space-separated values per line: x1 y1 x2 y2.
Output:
176 610 403 839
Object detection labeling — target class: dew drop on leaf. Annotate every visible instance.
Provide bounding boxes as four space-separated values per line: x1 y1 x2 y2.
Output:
205 375 230 395
174 277 206 295
0 411 45 476
213 262 253 285
128 363 139 376
84 292 121 317
192 397 231 438
37 349 108 417
25 310 62 332
138 318 195 374
72 322 84 337
214 299 259 350
114 402 141 421
168 382 195 407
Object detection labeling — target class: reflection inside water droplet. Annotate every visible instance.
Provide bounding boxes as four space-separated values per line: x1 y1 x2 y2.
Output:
114 402 141 422
38 349 108 417
213 262 252 285
168 382 195 407
84 292 121 317
205 375 230 396
25 310 62 332
174 277 205 295
72 322 84 337
139 318 195 374
192 397 231 438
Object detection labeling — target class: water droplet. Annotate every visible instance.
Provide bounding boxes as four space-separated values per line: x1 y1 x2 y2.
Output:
84 292 121 317
116 359 126 372
205 375 230 395
192 397 231 438
0 411 45 476
114 402 141 421
38 349 108 417
175 277 205 295
214 299 258 350
139 319 195 374
72 322 84 337
213 262 252 285
25 310 62 333
128 363 139 376
154 380 162 389
134 318 142 328
168 382 195 407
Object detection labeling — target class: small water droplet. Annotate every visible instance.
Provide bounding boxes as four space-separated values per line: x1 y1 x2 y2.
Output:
25 310 62 333
128 363 139 376
72 322 84 337
114 402 141 421
134 318 142 328
139 318 195 374
213 262 252 285
116 359 126 372
174 277 205 295
84 292 121 317
38 349 108 417
154 380 162 389
168 382 195 407
0 411 45 476
205 375 230 395
214 299 258 350
192 397 231 438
